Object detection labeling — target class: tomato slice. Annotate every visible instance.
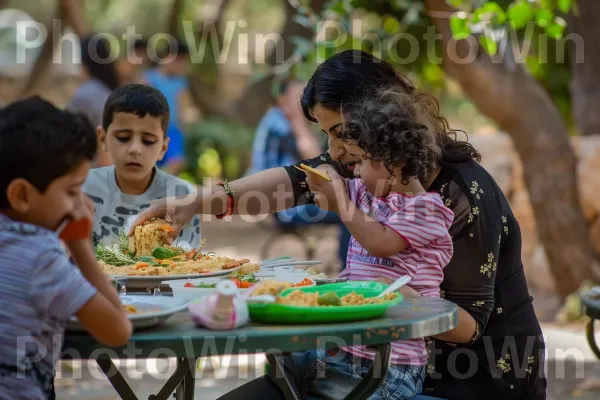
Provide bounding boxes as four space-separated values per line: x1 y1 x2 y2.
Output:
184 282 195 288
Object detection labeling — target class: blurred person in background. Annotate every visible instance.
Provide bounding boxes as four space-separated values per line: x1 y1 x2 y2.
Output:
116 39 153 85
144 38 200 176
67 35 121 168
249 79 351 267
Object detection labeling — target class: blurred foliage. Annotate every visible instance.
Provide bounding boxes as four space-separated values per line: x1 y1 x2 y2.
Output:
185 117 254 183
270 0 578 128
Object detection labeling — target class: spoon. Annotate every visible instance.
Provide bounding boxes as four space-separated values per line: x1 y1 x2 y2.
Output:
378 276 412 298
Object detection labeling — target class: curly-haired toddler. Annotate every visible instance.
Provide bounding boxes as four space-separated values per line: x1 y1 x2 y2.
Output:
297 87 455 399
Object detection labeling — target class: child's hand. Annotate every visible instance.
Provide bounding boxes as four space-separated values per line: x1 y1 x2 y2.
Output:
59 193 94 242
305 166 347 213
71 192 95 221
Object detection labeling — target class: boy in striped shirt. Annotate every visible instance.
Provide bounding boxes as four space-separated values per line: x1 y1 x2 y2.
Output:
0 97 132 399
301 88 454 399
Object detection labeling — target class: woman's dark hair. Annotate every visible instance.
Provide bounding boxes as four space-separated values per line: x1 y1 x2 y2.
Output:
301 50 481 165
80 35 120 91
0 96 97 208
341 87 441 185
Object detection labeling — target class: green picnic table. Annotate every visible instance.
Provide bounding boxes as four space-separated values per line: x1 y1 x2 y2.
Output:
62 296 458 400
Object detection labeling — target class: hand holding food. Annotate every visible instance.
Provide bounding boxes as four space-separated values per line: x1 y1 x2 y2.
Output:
295 163 331 181
128 196 197 244
129 217 174 257
303 165 347 213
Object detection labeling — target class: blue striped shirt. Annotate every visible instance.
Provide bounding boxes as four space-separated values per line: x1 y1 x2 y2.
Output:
0 213 96 399
247 107 299 175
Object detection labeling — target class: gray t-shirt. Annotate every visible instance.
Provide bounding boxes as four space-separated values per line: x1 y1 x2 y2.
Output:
0 213 97 399
83 166 201 248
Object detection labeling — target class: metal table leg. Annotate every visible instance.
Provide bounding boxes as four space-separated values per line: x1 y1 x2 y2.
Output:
96 357 139 400
344 343 391 400
266 353 300 400
587 319 600 360
148 358 195 400
174 358 196 400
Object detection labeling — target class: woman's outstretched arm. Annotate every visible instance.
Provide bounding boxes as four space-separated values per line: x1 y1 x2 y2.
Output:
130 153 350 240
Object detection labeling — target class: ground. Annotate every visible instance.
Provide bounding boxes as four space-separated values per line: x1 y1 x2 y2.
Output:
56 216 600 399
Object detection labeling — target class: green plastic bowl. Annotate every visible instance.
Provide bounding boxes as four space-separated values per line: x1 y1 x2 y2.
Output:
248 281 403 324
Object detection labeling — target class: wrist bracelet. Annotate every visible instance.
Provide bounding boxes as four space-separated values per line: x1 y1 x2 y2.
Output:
215 180 235 219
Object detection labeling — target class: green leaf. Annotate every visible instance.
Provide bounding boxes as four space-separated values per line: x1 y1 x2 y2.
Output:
403 7 420 24
479 34 498 55
383 16 402 35
330 1 346 15
450 14 470 40
546 17 567 39
476 2 507 24
507 0 535 30
557 0 572 14
447 0 464 8
293 15 313 29
535 8 553 28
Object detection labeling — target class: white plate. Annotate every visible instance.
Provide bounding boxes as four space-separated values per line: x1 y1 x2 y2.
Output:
109 266 243 290
66 295 189 332
167 273 315 301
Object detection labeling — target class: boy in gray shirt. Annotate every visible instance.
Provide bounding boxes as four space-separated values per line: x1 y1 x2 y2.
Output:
83 84 200 248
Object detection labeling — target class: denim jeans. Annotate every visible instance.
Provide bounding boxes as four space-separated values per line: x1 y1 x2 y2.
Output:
276 205 340 225
291 349 425 400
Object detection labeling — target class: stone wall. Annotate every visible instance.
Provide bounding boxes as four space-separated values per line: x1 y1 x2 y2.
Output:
470 133 600 294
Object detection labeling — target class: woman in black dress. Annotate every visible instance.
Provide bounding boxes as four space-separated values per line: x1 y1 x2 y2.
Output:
133 50 546 400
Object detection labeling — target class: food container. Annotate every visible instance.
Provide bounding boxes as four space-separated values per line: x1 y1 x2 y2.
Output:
247 281 403 324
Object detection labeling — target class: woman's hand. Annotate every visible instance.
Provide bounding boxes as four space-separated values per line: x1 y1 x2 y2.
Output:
304 166 348 213
128 196 197 243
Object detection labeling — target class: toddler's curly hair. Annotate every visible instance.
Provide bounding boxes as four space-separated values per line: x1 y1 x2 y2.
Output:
340 87 442 184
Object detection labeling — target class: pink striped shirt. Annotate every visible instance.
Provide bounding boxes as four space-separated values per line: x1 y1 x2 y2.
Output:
339 179 454 365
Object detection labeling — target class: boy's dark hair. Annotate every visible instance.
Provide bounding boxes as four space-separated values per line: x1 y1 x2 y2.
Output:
0 96 97 208
341 87 442 185
102 84 170 133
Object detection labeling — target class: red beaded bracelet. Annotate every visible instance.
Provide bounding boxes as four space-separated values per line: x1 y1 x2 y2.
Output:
215 181 235 219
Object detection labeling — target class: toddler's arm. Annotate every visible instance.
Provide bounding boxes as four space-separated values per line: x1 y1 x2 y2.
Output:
337 183 409 258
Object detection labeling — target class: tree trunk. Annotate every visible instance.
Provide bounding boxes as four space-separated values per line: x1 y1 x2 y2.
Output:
230 0 327 127
424 0 600 297
186 0 231 116
167 0 185 37
19 3 67 99
569 0 600 136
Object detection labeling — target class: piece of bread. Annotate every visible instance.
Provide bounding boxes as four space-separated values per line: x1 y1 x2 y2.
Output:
129 218 173 257
298 164 331 181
